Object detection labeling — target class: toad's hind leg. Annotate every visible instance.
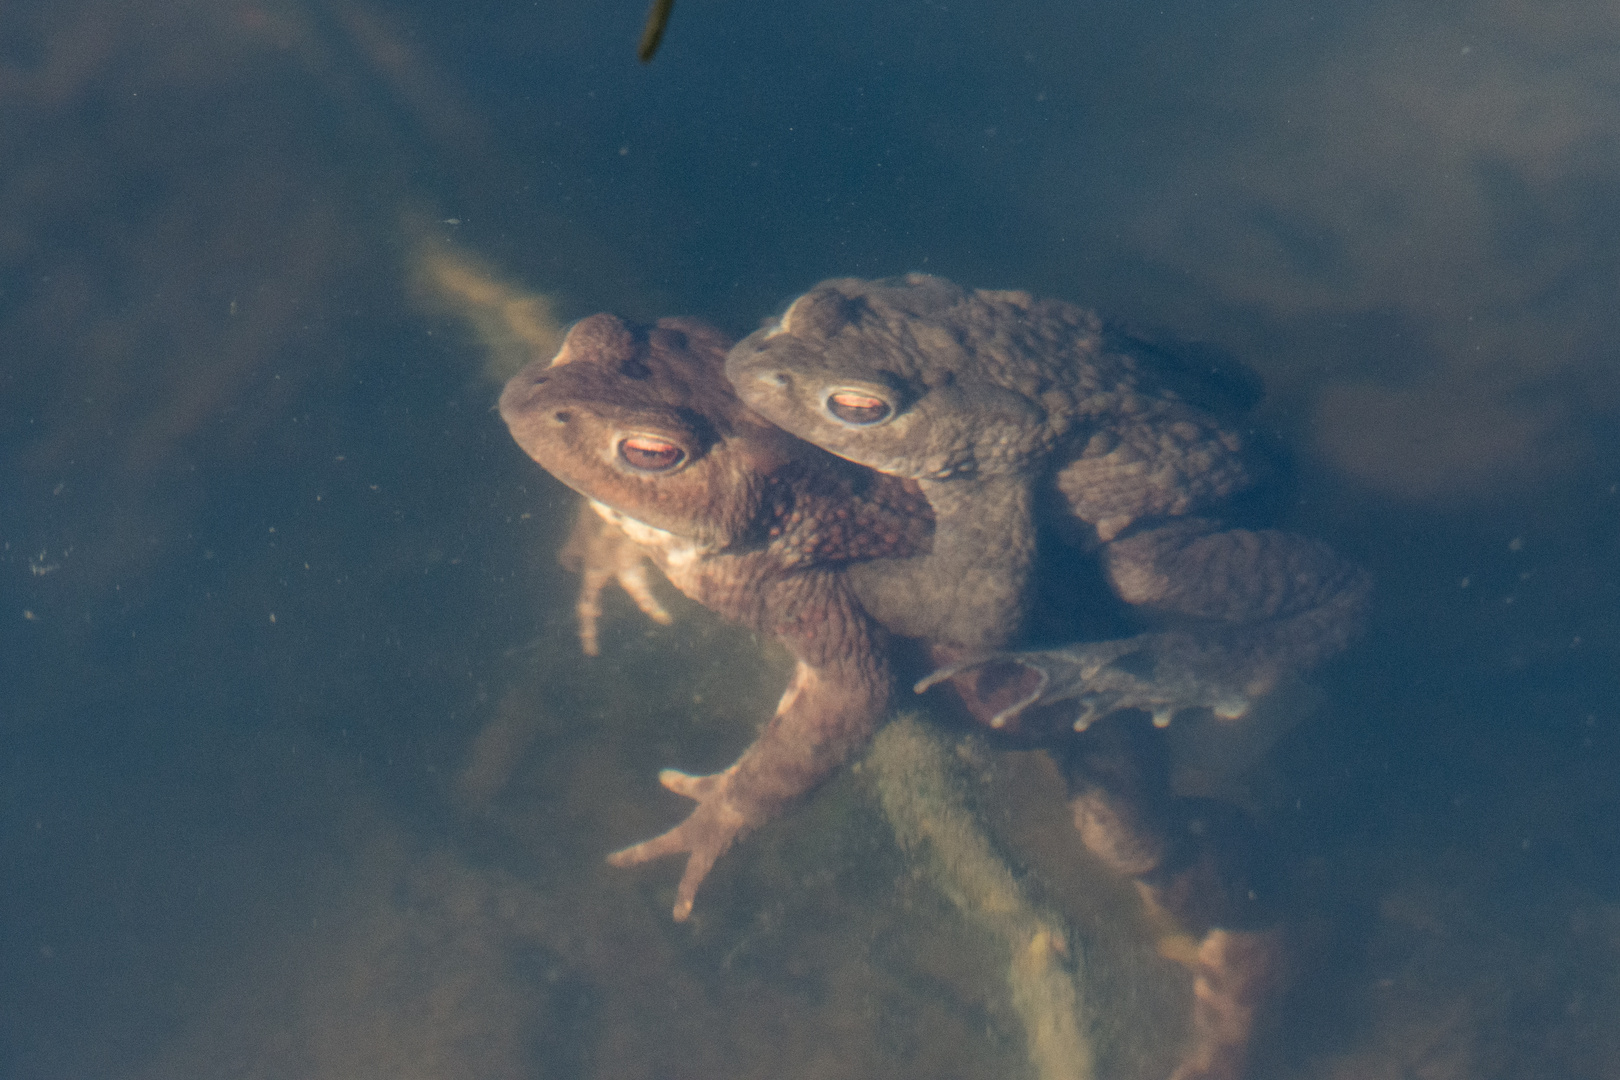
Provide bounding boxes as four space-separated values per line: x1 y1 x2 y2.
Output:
919 521 1370 733
1058 714 1286 1080
1100 520 1371 687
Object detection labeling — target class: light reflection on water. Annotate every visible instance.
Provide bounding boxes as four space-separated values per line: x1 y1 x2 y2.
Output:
2 0 1618 1077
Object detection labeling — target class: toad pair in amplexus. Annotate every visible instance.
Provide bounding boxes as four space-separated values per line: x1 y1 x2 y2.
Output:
499 274 1369 1080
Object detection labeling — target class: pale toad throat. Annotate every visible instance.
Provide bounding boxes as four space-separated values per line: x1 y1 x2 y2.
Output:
588 499 711 568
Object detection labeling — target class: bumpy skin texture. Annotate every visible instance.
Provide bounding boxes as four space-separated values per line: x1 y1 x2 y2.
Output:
499 314 931 921
723 275 1369 1079
728 274 1252 527
727 273 1251 649
727 273 1370 730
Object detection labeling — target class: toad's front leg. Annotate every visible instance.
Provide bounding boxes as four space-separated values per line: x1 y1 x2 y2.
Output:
608 587 891 921
558 501 673 656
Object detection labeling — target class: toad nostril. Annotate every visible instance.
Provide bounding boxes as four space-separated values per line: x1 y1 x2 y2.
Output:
758 371 791 388
552 410 572 424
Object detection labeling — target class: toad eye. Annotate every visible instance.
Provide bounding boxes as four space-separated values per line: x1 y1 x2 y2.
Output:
826 390 892 426
618 435 686 473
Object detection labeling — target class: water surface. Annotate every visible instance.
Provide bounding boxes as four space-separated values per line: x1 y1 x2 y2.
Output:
3 0 1618 1076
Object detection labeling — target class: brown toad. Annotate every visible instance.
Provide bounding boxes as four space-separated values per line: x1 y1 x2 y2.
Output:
499 313 931 920
726 273 1370 730
503 308 1325 1080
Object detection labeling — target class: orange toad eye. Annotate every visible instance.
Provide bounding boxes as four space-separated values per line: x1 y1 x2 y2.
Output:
618 435 686 472
826 390 892 425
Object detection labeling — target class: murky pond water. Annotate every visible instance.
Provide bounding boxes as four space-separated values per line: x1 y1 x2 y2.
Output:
4 1 1619 1077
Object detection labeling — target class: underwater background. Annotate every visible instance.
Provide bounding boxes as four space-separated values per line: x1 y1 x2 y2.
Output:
3 0 1619 1076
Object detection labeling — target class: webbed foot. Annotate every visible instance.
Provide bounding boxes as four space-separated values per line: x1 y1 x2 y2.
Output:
606 766 750 921
918 634 1261 734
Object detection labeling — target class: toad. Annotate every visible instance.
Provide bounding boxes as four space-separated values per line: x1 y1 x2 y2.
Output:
726 273 1370 729
499 313 932 921
501 307 1356 1080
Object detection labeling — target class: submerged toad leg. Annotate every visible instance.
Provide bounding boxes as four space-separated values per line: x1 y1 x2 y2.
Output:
607 570 891 920
558 502 673 656
1168 927 1287 1080
1057 714 1285 1080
